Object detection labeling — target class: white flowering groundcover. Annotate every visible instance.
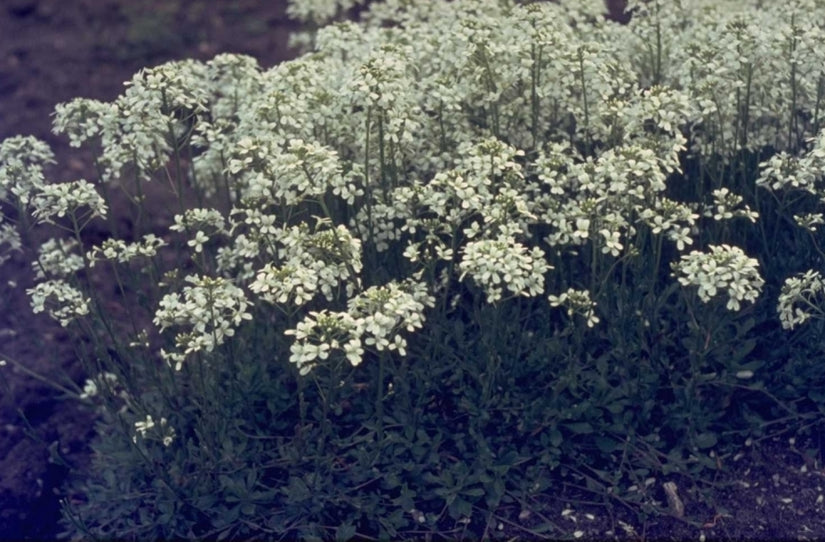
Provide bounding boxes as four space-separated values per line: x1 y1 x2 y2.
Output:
2 0 825 539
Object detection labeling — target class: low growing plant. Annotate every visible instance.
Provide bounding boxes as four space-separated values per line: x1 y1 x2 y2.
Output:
2 0 825 539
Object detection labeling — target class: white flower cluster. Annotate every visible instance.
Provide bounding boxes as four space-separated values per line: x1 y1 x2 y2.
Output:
79 372 120 400
347 280 434 356
379 138 532 252
170 208 226 256
631 0 825 155
274 221 363 300
756 128 825 325
242 53 344 145
0 135 54 206
777 270 825 329
794 213 825 233
249 263 318 307
52 98 116 148
534 142 694 253
757 128 825 220
86 234 166 267
53 60 211 182
190 56 264 198
756 129 825 196
597 86 695 166
170 207 226 233
285 310 362 375
228 138 362 207
703 188 758 223
30 179 107 225
154 275 252 370
757 152 809 192
17 0 823 384
133 414 176 447
33 238 84 279
285 280 433 374
548 288 600 328
215 208 277 279
459 235 549 304
27 279 90 327
286 0 366 24
638 198 698 252
672 244 765 311
350 44 423 165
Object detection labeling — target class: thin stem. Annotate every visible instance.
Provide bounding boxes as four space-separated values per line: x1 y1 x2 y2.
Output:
530 39 543 150
578 47 592 154
375 352 386 453
0 352 79 397
788 14 799 152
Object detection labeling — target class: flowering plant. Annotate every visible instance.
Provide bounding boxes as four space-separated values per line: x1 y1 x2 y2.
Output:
2 0 825 539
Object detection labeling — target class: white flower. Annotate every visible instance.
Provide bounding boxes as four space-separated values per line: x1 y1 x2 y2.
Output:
285 310 360 374
187 230 210 253
170 208 226 233
33 238 84 279
0 135 54 205
668 227 694 251
154 275 252 369
132 415 176 447
548 288 600 328
27 279 90 326
794 213 825 232
777 270 825 329
348 280 434 355
672 244 764 311
599 229 623 256
31 179 107 225
250 263 319 306
78 372 119 400
573 218 591 240
459 235 550 303
705 188 758 223
344 336 365 366
87 234 166 267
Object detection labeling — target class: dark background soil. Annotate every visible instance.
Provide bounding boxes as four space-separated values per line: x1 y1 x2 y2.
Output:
3 1 825 541
0 1 300 538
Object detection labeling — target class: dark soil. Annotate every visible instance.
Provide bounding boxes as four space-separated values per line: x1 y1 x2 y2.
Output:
0 1 299 539
1 1 824 541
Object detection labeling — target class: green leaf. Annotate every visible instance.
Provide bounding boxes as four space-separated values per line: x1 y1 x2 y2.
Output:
732 339 757 362
216 527 234 541
448 497 472 519
286 476 311 501
462 486 485 497
564 422 594 434
336 522 357 542
694 432 718 449
595 436 618 453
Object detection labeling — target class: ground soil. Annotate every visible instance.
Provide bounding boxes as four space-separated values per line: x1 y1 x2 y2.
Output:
1 1 824 541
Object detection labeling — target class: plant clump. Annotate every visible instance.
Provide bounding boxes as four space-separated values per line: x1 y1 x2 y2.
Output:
2 0 825 539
